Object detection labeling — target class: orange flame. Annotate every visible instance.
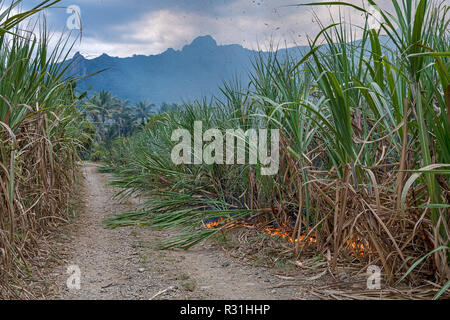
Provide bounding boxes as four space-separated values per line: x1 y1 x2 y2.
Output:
204 218 371 256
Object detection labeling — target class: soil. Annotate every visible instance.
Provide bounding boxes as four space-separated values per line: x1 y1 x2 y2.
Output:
41 163 314 300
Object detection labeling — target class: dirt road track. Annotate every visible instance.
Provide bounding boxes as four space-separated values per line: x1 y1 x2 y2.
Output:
46 163 310 300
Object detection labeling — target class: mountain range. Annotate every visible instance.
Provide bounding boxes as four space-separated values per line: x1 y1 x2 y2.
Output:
67 35 307 104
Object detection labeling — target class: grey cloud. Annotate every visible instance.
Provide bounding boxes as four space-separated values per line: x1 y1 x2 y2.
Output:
20 0 394 57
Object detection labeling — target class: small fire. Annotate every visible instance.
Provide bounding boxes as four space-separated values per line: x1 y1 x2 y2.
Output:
345 235 371 256
261 225 317 246
204 218 316 246
204 218 371 256
205 217 230 229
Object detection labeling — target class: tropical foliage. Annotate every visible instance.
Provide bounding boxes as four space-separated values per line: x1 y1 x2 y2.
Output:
85 91 164 161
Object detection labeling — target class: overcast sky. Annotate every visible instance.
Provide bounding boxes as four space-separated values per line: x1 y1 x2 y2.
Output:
19 0 392 58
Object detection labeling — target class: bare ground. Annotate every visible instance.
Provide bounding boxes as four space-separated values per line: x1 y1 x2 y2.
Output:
40 163 314 300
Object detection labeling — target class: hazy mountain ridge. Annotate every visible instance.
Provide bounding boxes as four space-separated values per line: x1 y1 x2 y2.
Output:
68 35 311 104
68 35 258 103
67 34 393 105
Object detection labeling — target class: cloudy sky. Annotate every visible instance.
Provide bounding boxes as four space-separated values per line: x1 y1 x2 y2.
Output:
20 0 391 58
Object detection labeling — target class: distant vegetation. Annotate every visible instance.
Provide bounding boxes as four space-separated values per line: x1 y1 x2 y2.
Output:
84 90 179 161
102 0 450 298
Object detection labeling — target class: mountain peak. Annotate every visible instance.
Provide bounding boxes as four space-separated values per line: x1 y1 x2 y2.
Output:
192 35 217 46
183 35 217 51
163 48 176 54
73 51 85 60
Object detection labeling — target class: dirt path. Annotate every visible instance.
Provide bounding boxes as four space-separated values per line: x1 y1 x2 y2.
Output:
48 163 310 300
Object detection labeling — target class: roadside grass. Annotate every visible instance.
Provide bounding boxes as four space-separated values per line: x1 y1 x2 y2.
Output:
0 1 93 298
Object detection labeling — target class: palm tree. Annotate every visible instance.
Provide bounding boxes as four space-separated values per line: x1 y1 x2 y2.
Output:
111 98 134 138
88 90 115 140
159 102 178 113
97 90 113 124
159 102 169 113
135 100 155 125
86 107 102 141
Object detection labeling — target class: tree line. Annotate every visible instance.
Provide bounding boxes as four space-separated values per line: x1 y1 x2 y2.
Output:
84 90 179 160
